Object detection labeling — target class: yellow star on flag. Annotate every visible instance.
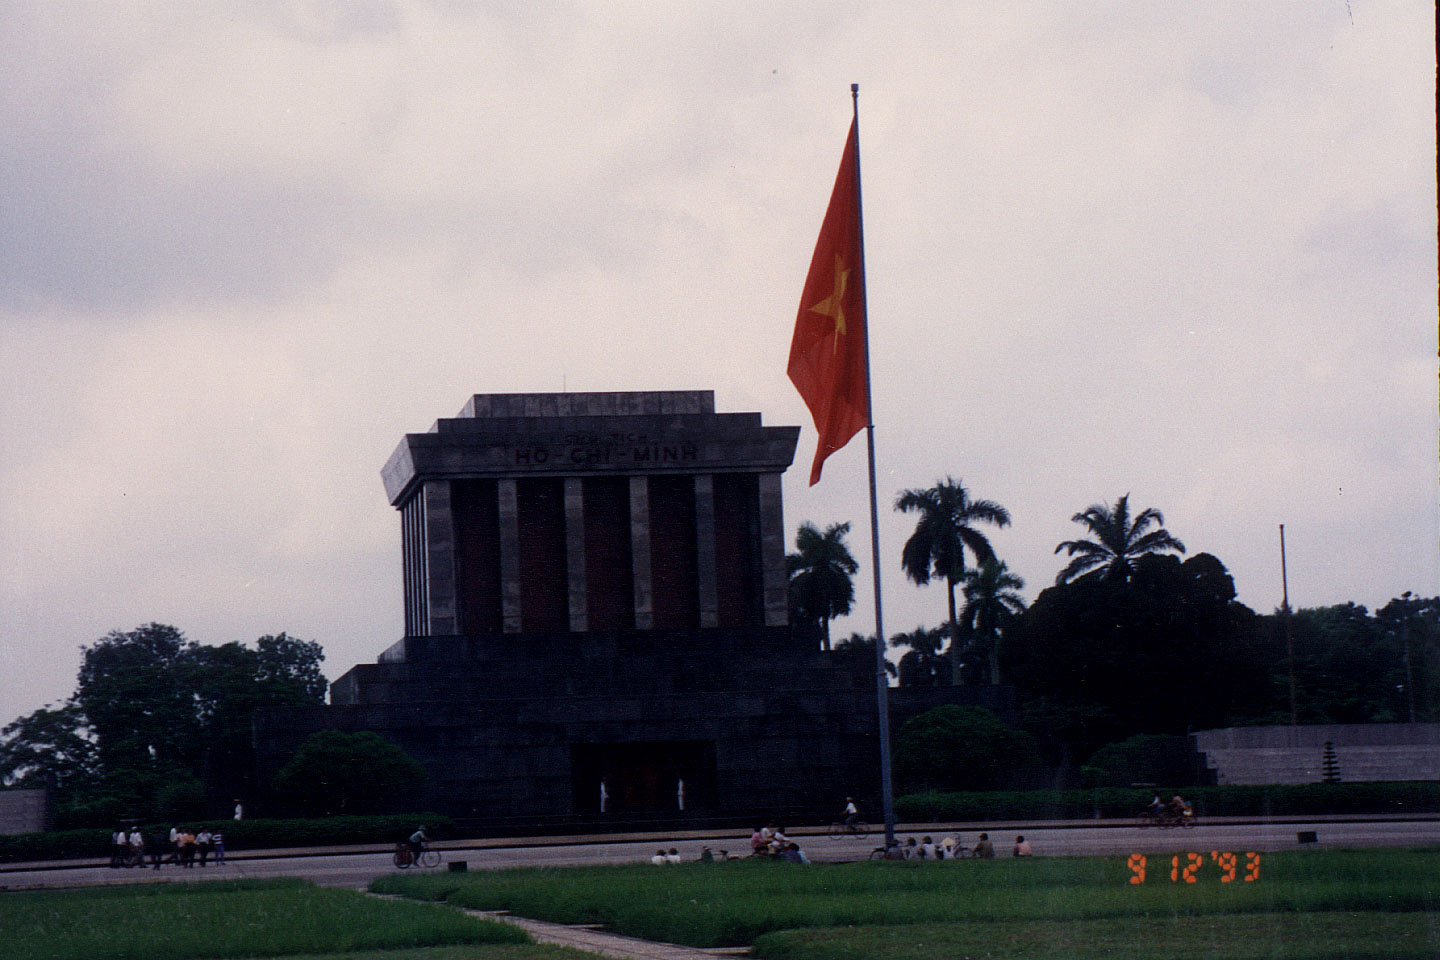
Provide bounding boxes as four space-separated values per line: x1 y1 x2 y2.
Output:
808 254 850 352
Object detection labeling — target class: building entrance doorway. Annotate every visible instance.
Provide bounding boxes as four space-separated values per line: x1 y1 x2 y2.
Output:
572 740 715 814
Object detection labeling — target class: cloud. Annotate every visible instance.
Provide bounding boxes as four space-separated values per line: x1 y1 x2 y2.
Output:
0 1 1433 730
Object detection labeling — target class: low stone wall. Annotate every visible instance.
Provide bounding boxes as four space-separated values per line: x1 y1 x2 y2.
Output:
1194 724 1440 785
0 789 47 835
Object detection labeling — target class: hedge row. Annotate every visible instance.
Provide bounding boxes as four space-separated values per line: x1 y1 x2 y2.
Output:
895 781 1440 822
0 812 454 864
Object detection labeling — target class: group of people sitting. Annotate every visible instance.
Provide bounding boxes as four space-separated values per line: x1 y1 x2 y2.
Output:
109 825 225 869
650 846 744 864
879 832 1033 859
747 823 809 862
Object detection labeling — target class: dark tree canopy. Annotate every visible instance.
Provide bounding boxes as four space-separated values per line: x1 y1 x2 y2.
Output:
1283 600 1437 724
1005 553 1267 760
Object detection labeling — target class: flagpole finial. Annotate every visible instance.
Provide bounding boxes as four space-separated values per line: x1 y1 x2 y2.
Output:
851 82 858 94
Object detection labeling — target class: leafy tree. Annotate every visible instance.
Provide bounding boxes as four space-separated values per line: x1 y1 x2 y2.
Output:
958 560 1026 685
891 625 946 687
11 624 326 825
74 623 200 779
1376 593 1439 722
893 705 1040 792
185 633 327 805
1005 553 1267 763
270 730 424 816
895 478 1011 684
1283 603 1409 724
1053 494 1185 584
1082 733 1204 788
0 702 97 793
786 521 859 650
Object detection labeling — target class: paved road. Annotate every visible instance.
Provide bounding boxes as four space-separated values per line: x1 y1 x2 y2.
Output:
3 819 1435 892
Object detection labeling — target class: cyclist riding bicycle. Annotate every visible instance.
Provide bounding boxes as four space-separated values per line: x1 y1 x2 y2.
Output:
843 797 859 826
408 825 428 859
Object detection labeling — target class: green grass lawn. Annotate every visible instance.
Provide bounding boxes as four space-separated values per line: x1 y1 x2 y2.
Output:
752 912 1439 960
373 847 1440 958
0 878 585 960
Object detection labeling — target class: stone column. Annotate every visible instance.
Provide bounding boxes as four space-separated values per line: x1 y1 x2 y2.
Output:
693 474 719 628
421 480 458 635
498 478 522 633
629 476 653 630
564 477 588 632
758 472 788 627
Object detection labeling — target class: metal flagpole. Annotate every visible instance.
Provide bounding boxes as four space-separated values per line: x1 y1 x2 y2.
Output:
1280 524 1297 727
850 82 896 848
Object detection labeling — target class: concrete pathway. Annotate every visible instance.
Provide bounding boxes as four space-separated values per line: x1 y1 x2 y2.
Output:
471 909 748 959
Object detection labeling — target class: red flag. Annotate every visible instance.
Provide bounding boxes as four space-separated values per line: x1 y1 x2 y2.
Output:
788 118 868 486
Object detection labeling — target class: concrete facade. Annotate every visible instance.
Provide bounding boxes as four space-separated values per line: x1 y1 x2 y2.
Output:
254 391 975 824
0 789 47 835
1194 724 1440 785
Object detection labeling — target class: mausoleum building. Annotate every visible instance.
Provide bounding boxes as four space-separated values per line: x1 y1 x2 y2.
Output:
254 391 983 824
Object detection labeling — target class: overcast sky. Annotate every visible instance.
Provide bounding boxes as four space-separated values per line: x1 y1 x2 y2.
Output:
2 2 1435 731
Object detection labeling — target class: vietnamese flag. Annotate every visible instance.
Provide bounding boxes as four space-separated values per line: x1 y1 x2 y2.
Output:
788 118 869 485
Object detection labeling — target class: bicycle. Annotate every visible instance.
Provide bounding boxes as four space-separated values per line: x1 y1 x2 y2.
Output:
393 842 442 868
1137 809 1195 830
827 820 870 840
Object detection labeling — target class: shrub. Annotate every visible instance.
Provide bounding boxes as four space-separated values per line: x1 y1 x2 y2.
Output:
270 730 425 816
893 705 1041 792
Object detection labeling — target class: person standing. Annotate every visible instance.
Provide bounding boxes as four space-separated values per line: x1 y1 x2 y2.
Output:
149 829 166 870
196 829 213 866
110 827 126 868
599 778 609 814
127 826 145 865
179 828 197 867
212 829 225 865
676 778 685 811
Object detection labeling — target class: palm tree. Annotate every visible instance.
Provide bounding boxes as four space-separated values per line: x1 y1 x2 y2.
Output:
958 560 1026 685
786 521 859 650
834 632 897 679
1053 494 1185 584
895 477 1011 684
891 625 946 687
